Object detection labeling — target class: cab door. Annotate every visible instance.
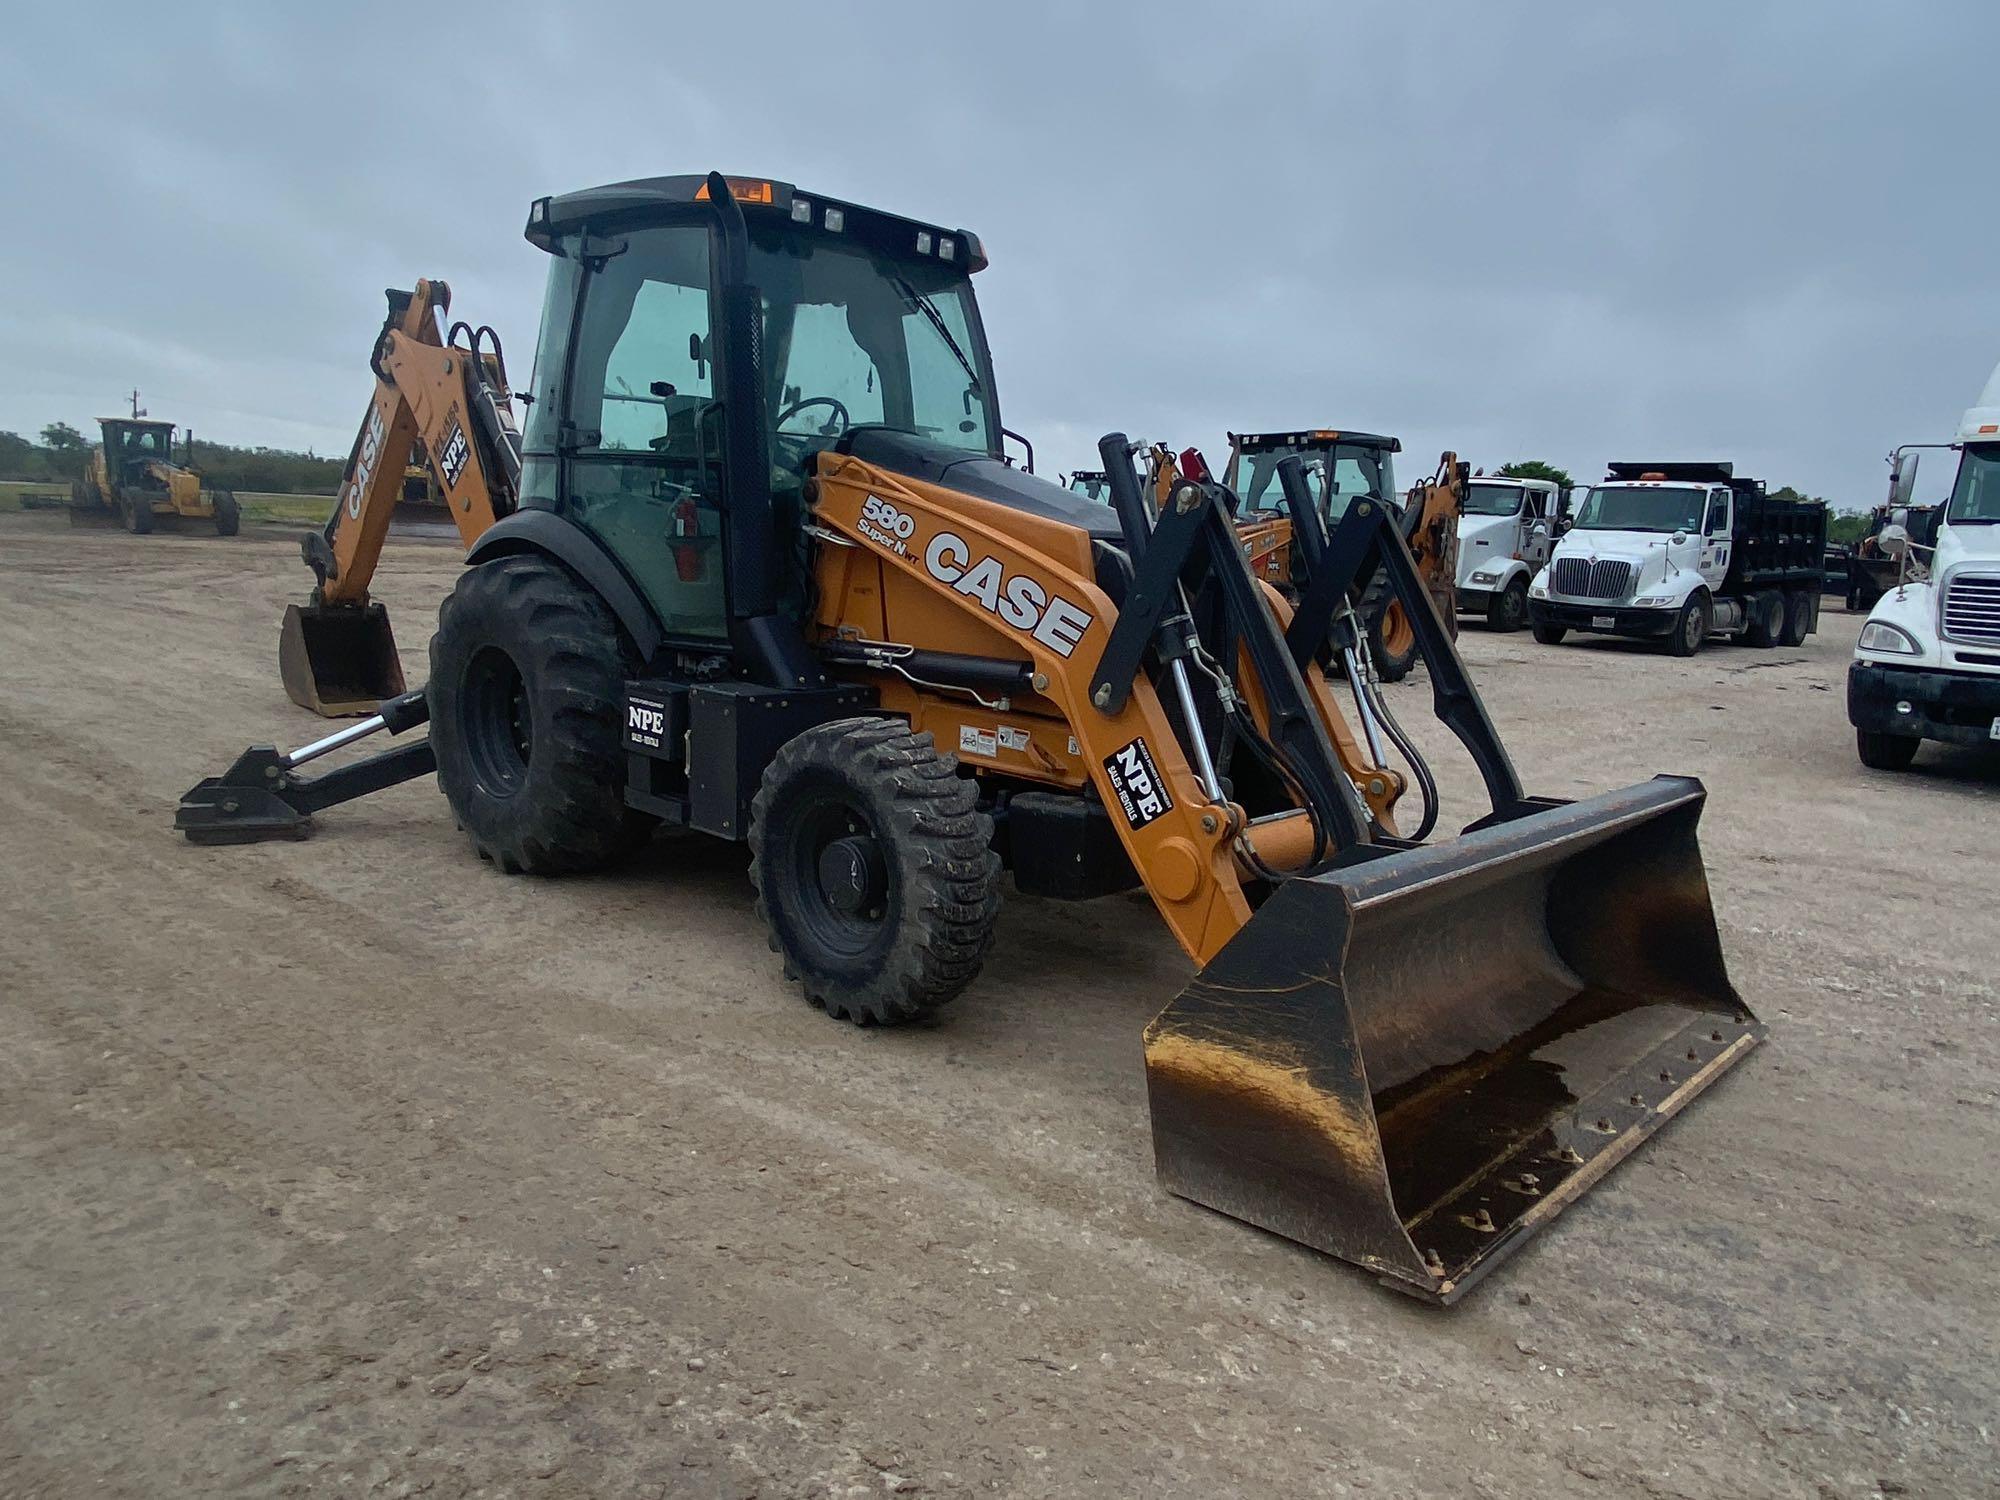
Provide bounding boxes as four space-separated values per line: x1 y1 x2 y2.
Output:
1699 488 1732 588
539 224 729 642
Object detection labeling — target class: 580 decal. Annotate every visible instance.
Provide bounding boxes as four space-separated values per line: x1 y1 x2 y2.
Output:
858 495 915 554
851 494 1097 659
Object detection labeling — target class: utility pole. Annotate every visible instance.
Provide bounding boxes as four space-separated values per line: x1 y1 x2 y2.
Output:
128 389 147 419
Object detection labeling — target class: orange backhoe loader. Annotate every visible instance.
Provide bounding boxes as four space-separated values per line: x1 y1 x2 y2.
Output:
1224 430 1468 681
179 172 1760 1303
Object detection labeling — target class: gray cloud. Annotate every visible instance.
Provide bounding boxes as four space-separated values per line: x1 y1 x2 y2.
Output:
2 1 1991 504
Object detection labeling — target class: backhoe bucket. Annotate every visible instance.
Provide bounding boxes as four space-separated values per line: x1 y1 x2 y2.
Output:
280 601 406 717
1144 775 1761 1304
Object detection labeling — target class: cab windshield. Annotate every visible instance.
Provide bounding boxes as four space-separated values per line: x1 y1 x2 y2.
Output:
1067 473 1111 503
749 225 998 469
1464 482 1525 517
120 425 172 456
1574 485 1705 533
1232 443 1395 517
1947 444 2000 523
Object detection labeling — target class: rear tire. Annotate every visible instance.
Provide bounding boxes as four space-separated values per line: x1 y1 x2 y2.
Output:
1856 729 1919 771
1744 591 1782 649
1531 621 1567 645
1367 600 1418 682
1666 592 1710 657
750 717 1000 1025
428 554 655 874
1486 576 1530 632
121 491 154 535
211 489 240 536
1779 589 1812 646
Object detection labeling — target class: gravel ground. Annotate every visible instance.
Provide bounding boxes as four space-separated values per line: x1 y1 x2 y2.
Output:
2 514 1995 1498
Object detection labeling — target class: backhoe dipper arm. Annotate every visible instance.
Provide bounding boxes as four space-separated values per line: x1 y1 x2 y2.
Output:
305 279 520 604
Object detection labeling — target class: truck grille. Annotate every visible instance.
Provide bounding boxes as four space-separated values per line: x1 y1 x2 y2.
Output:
1550 558 1633 600
1942 572 2000 644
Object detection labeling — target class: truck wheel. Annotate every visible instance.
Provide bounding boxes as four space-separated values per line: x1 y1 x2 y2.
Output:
1744 592 1782 649
1855 729 1919 772
1666 593 1710 657
1779 590 1811 647
428 555 656 875
1486 577 1530 632
121 491 154 535
211 489 240 537
1531 621 1567 646
750 717 1000 1025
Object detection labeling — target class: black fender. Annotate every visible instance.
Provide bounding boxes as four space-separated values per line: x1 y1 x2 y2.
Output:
464 510 663 662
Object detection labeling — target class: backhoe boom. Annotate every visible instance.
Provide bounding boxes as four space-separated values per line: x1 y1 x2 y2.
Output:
281 279 522 714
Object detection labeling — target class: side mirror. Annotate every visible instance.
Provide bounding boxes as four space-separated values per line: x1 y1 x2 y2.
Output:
1878 522 1910 560
1889 450 1918 509
1670 529 1689 544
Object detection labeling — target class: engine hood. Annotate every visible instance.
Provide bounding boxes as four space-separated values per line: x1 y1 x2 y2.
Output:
1551 531 1683 568
1936 521 2000 574
836 427 1125 541
1456 512 1521 584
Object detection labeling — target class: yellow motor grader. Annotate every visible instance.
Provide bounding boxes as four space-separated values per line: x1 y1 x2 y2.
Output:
70 417 239 535
178 172 1760 1303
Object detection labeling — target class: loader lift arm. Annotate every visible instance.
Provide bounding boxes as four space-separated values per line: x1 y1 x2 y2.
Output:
280 279 524 715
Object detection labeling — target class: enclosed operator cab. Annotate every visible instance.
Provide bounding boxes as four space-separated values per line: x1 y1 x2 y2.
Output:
513 173 1113 658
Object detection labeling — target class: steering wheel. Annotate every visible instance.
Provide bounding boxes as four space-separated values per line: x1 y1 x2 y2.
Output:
774 395 851 438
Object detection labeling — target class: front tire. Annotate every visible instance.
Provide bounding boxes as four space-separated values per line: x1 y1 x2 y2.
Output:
1856 728 1919 771
211 489 240 536
750 718 1000 1025
1531 620 1567 645
1486 577 1530 632
1666 592 1710 657
121 490 154 535
428 554 655 874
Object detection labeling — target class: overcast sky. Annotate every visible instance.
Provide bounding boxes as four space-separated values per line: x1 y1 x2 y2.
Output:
2 2 1991 507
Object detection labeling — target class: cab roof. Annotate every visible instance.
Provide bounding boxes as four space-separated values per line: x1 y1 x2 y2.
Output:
525 173 987 273
1232 428 1400 453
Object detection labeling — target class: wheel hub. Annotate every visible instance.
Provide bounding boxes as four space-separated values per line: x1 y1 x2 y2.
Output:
818 835 886 915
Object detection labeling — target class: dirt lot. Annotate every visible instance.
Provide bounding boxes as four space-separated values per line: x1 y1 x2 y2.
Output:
2 514 1996 1499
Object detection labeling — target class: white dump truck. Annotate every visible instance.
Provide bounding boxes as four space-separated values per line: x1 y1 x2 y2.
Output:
1529 462 1827 655
1455 475 1564 630
1847 359 2000 770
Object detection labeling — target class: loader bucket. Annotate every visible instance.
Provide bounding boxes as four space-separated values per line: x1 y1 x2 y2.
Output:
280 601 406 717
1144 775 1761 1304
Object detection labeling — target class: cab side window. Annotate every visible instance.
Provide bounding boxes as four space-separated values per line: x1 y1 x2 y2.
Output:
1706 490 1731 536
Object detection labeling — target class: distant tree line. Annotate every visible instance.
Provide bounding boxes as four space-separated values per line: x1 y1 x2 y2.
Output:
0 421 342 494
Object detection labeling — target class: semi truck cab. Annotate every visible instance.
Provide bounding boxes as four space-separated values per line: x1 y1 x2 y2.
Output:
1848 359 2000 770
1456 476 1564 630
